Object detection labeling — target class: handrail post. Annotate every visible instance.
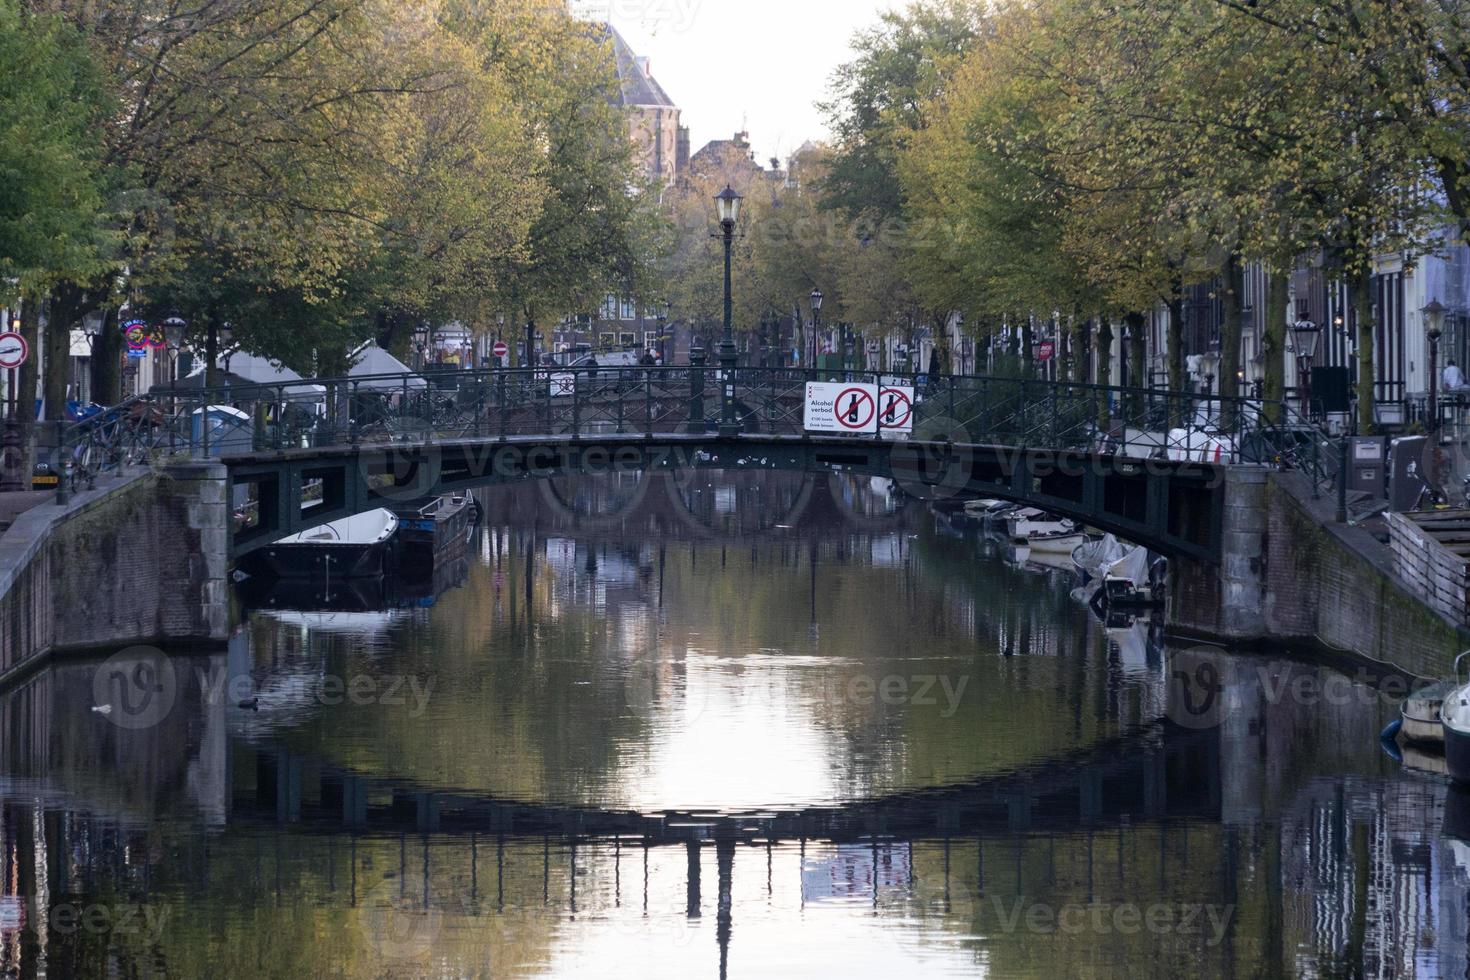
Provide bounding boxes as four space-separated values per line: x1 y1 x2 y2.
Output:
497 371 507 440
688 347 706 433
571 369 581 437
1337 437 1349 522
645 372 654 437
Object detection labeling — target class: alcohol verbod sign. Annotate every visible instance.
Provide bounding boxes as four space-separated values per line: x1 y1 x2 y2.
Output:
1036 340 1056 362
803 382 915 435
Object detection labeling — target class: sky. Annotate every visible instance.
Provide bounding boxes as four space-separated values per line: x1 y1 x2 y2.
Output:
576 0 899 165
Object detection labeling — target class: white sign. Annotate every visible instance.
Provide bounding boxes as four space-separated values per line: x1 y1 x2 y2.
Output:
805 382 878 434
0 331 27 369
549 373 576 398
877 385 914 433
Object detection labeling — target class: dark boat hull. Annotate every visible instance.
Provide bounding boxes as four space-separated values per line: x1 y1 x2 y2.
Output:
239 538 393 581
1447 720 1470 784
391 496 474 572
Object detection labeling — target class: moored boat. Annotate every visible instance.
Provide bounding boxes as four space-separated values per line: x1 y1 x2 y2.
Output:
1441 674 1470 783
1402 680 1458 744
390 493 475 572
238 509 399 581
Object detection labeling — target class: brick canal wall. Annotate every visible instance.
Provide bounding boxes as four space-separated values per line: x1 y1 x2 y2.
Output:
1169 470 1470 677
0 463 228 677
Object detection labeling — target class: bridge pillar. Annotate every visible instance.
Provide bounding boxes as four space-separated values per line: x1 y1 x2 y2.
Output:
1166 467 1267 641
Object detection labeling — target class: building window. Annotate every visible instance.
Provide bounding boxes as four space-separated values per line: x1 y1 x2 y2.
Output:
599 332 615 348
620 297 636 319
619 332 636 347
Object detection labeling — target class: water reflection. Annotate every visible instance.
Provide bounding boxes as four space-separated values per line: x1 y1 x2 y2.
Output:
0 471 1460 977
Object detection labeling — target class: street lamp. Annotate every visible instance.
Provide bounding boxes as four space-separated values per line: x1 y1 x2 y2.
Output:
809 288 823 370
1292 317 1320 418
1425 298 1448 456
1198 346 1221 398
412 322 430 371
714 185 743 435
1250 351 1265 400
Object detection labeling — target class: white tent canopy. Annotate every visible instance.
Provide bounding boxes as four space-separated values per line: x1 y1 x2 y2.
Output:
186 352 326 401
348 341 428 392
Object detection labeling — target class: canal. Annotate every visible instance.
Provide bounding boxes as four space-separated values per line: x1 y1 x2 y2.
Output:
0 470 1461 978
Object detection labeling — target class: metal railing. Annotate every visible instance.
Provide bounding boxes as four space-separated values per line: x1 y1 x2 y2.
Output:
60 366 1338 485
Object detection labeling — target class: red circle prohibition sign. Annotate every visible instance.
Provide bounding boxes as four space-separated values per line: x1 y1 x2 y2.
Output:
878 388 912 428
834 387 875 429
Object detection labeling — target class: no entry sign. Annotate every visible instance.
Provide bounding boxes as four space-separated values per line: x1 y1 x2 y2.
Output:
492 341 509 360
0 332 27 369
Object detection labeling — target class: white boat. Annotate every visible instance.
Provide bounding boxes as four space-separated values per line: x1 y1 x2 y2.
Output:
1072 534 1130 583
1007 509 1084 552
1102 544 1157 605
240 509 400 580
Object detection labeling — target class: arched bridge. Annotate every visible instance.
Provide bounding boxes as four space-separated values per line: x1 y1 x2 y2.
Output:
64 365 1329 564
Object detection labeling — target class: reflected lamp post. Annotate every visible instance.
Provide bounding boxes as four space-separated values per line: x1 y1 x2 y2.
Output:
714 185 743 436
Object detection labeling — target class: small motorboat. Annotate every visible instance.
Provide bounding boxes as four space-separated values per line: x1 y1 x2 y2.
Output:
1007 509 1084 552
963 498 1009 517
1402 680 1459 744
390 493 476 572
1102 545 1159 606
238 509 399 581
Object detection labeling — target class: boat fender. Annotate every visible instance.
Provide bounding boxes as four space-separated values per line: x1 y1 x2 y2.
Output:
1379 718 1404 763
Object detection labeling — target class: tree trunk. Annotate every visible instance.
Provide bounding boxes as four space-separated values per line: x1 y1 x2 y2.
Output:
205 312 221 387
1125 312 1146 420
1219 254 1243 430
1352 268 1376 433
1168 284 1186 427
44 282 86 421
15 292 41 479
931 312 952 375
91 306 121 405
1096 316 1114 430
1263 266 1289 424
1072 314 1089 384
1021 315 1035 380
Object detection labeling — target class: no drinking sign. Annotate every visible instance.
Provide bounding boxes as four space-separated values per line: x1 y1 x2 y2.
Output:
804 382 914 435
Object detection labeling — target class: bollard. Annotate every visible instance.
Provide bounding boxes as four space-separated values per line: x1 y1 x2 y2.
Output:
0 419 22 492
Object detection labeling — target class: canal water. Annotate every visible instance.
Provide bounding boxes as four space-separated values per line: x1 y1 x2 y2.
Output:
0 471 1463 978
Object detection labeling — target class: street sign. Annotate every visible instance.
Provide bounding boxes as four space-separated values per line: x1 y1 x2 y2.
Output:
805 382 878 434
0 332 28 369
549 373 576 398
492 341 509 360
1036 340 1056 361
878 385 914 433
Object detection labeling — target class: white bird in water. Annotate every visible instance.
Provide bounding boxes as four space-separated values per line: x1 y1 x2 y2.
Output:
91 705 112 715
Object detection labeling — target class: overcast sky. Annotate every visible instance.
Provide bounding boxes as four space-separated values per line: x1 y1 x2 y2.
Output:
584 0 899 165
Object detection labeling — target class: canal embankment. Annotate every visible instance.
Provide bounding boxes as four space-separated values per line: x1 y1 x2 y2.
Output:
1171 468 1470 678
0 462 228 681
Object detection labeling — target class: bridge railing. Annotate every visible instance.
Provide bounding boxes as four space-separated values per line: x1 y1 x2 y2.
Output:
60 366 1336 481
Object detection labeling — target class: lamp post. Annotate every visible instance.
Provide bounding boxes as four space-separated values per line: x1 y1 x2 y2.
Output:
1250 351 1265 400
1425 299 1448 493
1198 346 1221 399
714 185 743 436
809 288 823 371
1292 317 1320 418
412 323 430 371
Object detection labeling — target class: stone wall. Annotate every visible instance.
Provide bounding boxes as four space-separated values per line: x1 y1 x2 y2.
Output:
1169 469 1470 677
0 463 228 677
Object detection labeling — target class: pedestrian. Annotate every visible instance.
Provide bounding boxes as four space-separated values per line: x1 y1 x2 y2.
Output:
584 353 599 379
639 349 657 367
1445 359 1464 392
